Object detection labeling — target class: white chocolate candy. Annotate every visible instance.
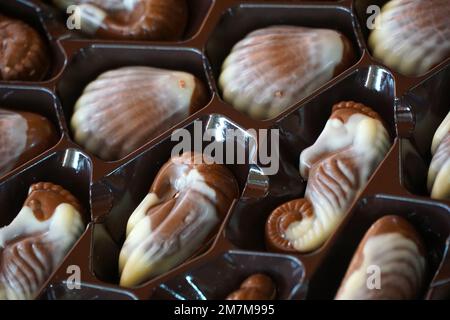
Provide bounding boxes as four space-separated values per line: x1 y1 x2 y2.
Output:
0 110 27 176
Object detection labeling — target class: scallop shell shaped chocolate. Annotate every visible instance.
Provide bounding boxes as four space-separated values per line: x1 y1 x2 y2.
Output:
369 0 450 76
335 215 427 300
428 112 450 200
0 109 58 177
219 26 355 120
0 183 85 300
226 274 276 300
0 15 50 81
53 0 188 40
266 102 391 253
71 66 208 161
119 152 239 288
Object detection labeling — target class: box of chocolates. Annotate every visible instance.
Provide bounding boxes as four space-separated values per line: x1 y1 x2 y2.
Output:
0 0 449 300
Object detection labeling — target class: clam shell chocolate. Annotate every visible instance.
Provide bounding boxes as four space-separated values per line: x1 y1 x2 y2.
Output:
226 274 276 300
70 66 208 161
428 111 450 200
0 109 58 177
52 0 188 41
0 183 85 300
0 14 50 81
219 26 355 120
119 152 239 288
369 0 450 76
335 215 427 300
266 102 391 253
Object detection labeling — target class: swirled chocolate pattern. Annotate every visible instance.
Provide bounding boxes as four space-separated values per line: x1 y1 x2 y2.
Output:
226 274 276 300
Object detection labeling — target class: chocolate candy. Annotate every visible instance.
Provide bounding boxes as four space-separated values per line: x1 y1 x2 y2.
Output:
335 215 427 300
265 101 391 253
52 0 188 41
119 152 239 287
0 182 85 300
219 26 355 119
369 0 450 76
428 111 450 200
70 66 208 161
0 109 58 177
0 15 50 81
226 274 276 300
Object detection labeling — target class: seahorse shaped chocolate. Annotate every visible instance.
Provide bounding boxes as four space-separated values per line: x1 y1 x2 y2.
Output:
0 183 85 300
119 152 239 287
335 215 427 300
226 274 276 300
428 111 450 200
52 0 188 40
266 102 391 253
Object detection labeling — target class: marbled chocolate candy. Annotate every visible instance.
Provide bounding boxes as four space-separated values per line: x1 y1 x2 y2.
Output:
226 274 276 300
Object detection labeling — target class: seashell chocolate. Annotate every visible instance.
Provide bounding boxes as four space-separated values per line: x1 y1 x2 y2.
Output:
0 109 58 177
70 66 208 161
428 111 450 200
52 0 188 41
226 274 276 300
0 14 50 81
119 152 239 288
0 182 85 300
369 0 450 76
219 26 356 120
266 102 391 253
335 215 427 300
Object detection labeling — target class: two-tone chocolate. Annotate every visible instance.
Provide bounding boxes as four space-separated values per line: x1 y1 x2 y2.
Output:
266 102 391 253
52 0 188 41
0 183 85 300
335 215 427 300
428 111 450 200
0 109 58 177
70 66 208 161
226 274 276 300
219 26 355 119
118 152 239 288
0 14 50 81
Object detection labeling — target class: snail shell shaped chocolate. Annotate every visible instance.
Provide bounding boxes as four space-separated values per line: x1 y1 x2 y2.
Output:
369 0 450 76
0 15 50 81
119 152 239 287
335 215 427 300
0 183 85 300
53 0 188 40
266 102 391 253
219 26 355 120
428 111 450 200
0 109 58 177
226 274 276 300
71 66 208 161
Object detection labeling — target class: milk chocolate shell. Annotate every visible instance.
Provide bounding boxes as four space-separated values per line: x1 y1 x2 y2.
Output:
335 215 427 300
219 26 355 119
0 15 50 81
53 0 188 41
226 274 276 300
0 183 85 300
266 102 391 253
0 109 58 177
119 152 239 288
369 0 450 76
428 111 450 200
71 66 208 161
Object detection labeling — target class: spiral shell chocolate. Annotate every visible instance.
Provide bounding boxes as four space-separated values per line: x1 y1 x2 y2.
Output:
428 111 450 200
219 26 355 120
52 0 188 40
335 215 427 300
0 183 85 300
118 152 239 287
369 0 450 76
226 274 276 300
0 15 50 81
70 66 208 161
0 109 58 177
265 101 391 253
